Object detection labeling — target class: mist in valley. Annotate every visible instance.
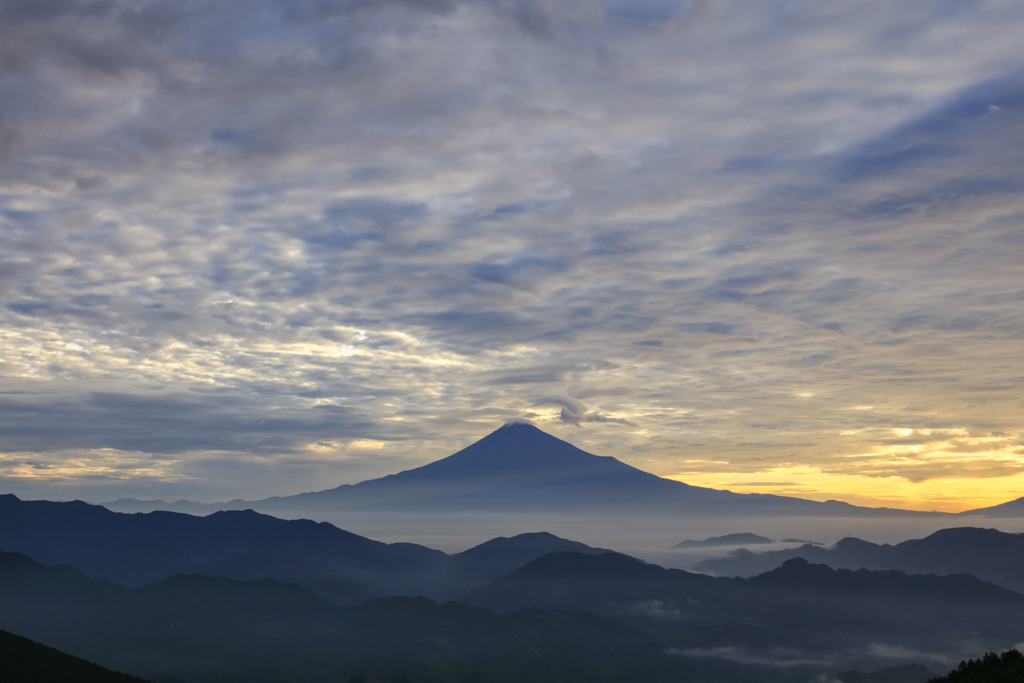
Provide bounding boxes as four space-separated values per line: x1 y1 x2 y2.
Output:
175 505 1024 568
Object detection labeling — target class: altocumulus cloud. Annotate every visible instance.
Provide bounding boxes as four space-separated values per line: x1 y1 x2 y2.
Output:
0 0 1023 506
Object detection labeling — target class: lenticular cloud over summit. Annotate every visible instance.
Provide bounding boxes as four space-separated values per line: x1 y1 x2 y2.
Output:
533 395 635 427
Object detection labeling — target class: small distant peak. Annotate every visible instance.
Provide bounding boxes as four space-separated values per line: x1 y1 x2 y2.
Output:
781 557 811 568
835 536 874 550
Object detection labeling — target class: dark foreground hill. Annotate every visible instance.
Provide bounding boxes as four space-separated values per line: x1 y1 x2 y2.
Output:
694 527 1024 593
0 549 709 683
6 542 1023 682
0 628 150 683
927 648 1024 682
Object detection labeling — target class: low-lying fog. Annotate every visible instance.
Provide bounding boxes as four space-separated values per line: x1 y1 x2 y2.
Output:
251 507 1024 567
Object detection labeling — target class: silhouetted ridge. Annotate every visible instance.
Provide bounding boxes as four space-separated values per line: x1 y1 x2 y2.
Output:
0 494 447 597
751 557 1021 600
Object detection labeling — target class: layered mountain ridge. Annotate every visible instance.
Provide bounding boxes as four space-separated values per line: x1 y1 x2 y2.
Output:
3 491 1024 681
694 526 1024 592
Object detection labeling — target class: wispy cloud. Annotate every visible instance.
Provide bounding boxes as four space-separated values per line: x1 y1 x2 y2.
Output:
1 0 1023 506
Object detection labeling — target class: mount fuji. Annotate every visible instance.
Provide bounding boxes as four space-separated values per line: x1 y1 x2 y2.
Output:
112 422 945 519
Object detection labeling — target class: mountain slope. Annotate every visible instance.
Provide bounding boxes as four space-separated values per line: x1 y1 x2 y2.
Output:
960 496 1024 518
264 422 712 511
160 423 946 518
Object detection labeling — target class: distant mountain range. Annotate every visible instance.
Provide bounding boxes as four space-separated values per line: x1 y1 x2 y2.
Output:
2 534 1020 682
104 423 973 518
694 527 1024 593
0 493 613 602
0 493 444 597
4 491 1024 681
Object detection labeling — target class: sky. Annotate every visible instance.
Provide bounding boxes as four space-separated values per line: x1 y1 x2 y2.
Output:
0 0 1023 513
